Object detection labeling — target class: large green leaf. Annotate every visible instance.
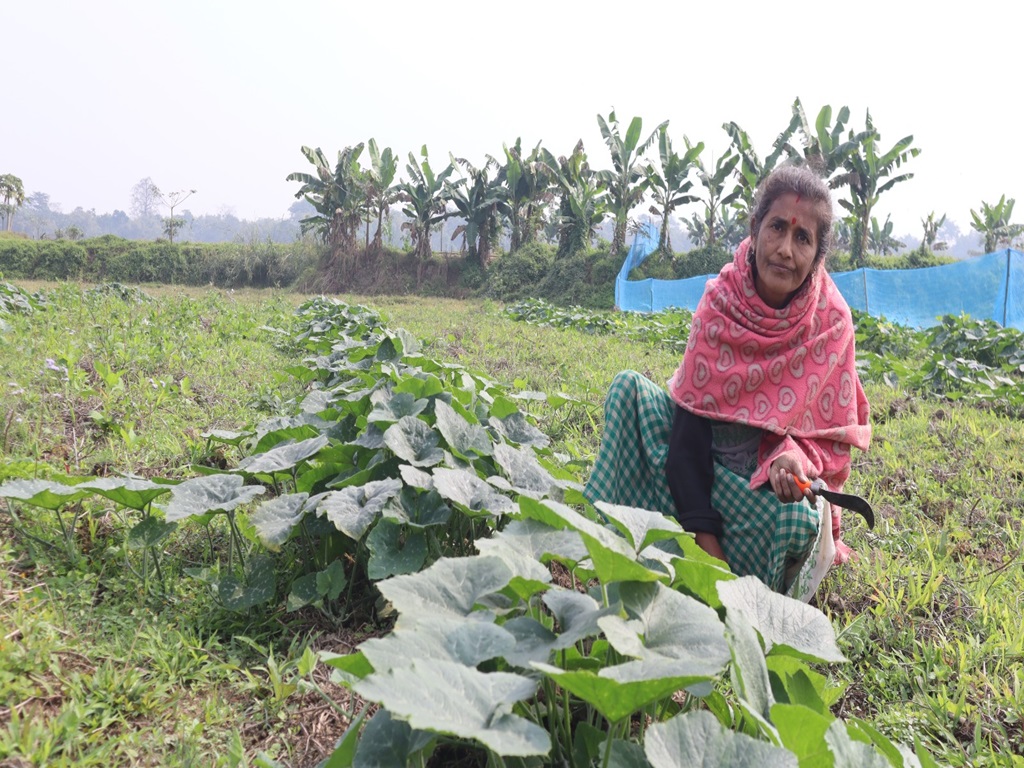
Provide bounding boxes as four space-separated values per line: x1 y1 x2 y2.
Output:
377 555 512 618
78 477 173 511
645 711 797 768
725 611 775 733
0 479 89 510
234 435 330 476
361 614 515 671
770 704 834 768
490 412 549 448
351 709 435 768
543 588 618 650
717 577 846 663
580 530 664 584
383 416 444 467
824 719 891 768
434 399 493 459
532 663 705 724
317 479 403 541
500 617 558 668
492 443 556 497
367 391 428 425
432 467 515 517
217 554 277 611
355 660 549 757
603 740 649 768
594 501 683 551
366 519 428 580
157 474 266 523
250 493 310 550
382 487 450 528
475 519 587 583
598 581 730 682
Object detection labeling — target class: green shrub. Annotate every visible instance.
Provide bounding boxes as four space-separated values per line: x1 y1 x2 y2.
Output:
535 250 614 308
675 243 732 278
827 249 958 273
35 241 88 279
0 238 39 277
487 241 556 301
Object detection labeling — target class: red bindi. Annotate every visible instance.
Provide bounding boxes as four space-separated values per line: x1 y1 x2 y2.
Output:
791 217 796 225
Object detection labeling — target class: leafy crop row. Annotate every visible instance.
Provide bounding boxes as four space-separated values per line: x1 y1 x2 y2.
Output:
1 296 584 620
1 293 941 765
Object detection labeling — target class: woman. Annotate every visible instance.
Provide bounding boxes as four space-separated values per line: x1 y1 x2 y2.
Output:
584 165 871 599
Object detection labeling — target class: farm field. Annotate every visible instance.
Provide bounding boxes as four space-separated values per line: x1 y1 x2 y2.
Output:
1 281 1023 767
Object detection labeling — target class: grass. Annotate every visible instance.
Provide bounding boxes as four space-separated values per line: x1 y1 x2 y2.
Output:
1 282 1023 766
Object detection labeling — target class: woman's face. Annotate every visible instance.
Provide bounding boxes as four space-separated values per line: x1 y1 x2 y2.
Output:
752 193 821 308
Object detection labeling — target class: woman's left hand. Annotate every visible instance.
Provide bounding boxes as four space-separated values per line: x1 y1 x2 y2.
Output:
769 456 811 504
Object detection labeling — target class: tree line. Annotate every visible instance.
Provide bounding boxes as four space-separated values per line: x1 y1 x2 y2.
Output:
288 98 1024 283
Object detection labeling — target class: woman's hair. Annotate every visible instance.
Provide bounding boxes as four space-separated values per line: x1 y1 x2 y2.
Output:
749 164 834 268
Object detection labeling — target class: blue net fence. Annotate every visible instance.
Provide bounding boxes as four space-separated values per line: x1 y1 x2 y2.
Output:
615 229 1024 330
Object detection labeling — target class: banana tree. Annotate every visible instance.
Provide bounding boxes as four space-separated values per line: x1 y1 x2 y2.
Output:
921 211 947 252
692 142 740 249
492 139 552 252
781 98 869 187
970 196 1023 253
541 142 608 258
644 127 703 254
596 110 666 255
838 111 920 266
365 139 399 254
445 156 504 270
723 119 796 225
868 214 905 256
397 146 454 284
286 145 366 279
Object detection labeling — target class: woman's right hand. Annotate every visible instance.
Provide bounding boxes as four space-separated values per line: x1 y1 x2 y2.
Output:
769 455 811 504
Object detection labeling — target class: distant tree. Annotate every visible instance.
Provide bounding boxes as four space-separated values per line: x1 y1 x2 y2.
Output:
692 143 740 249
921 211 947 252
445 156 504 269
160 189 196 244
780 99 868 187
868 215 905 255
684 205 744 250
364 138 399 254
163 216 186 242
493 139 552 252
397 146 453 284
722 119 795 225
970 196 1023 253
287 144 366 279
0 174 26 231
596 110 666 255
644 126 703 254
838 111 920 267
130 177 162 219
541 141 608 258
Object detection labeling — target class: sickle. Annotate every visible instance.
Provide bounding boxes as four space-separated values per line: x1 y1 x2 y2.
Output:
794 476 875 530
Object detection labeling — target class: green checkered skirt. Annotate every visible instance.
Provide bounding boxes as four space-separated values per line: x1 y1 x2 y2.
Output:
584 370 822 595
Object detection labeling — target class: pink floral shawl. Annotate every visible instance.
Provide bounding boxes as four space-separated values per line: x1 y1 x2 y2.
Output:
668 238 871 560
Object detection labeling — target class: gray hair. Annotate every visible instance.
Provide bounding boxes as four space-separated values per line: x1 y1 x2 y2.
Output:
749 164 834 269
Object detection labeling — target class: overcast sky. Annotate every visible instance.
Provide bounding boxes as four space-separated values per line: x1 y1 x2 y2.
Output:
4 0 1021 238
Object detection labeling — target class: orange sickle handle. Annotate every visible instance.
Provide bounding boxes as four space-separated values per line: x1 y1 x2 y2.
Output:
794 476 811 494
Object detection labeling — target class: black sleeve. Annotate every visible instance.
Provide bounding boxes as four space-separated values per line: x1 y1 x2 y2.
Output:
665 406 723 538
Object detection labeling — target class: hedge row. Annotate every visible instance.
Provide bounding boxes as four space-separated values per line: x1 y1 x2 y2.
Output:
0 235 321 288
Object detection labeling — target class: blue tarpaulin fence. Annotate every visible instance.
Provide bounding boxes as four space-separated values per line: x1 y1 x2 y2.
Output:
615 228 1024 330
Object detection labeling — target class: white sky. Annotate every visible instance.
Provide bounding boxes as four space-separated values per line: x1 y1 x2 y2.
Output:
3 0 1021 238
